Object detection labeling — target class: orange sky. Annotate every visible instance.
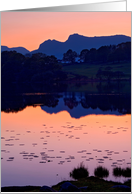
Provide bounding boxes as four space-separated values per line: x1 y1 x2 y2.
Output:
1 12 131 51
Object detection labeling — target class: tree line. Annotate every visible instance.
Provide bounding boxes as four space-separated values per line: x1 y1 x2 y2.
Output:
1 41 131 86
1 51 67 85
63 41 131 64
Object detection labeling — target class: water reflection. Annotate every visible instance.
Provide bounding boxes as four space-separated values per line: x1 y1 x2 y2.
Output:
1 102 131 187
1 92 131 116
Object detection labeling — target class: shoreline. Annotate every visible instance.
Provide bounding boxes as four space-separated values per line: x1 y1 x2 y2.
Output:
1 176 131 192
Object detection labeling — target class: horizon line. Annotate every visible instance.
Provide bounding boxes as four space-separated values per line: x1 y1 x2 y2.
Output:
1 33 131 52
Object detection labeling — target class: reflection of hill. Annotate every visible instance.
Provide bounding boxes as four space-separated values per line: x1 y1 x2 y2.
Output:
2 89 130 117
41 97 123 118
41 93 130 118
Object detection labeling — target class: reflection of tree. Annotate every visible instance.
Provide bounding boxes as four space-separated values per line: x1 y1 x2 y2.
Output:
63 92 130 114
42 95 59 108
80 93 130 114
80 95 110 111
1 86 60 113
96 81 126 94
1 88 130 115
64 93 78 109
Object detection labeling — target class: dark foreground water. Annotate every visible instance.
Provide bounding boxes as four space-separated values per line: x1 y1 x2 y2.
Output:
1 92 131 187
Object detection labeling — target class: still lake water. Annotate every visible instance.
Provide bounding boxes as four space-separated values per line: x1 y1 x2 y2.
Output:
1 92 131 187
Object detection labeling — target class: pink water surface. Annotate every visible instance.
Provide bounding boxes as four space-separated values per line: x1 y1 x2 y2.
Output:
1 106 131 187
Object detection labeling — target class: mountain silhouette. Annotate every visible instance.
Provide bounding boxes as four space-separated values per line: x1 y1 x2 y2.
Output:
1 34 131 58
1 46 30 55
31 33 131 59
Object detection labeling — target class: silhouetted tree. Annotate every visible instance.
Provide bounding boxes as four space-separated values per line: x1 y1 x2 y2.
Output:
79 49 89 62
85 48 97 63
123 42 131 61
1 51 66 85
96 46 110 63
63 49 78 63
107 42 131 63
1 51 25 83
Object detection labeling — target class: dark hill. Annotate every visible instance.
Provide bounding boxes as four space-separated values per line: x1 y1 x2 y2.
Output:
31 33 131 59
1 34 131 58
1 46 30 55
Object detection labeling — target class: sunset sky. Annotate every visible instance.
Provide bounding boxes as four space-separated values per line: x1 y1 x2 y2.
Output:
1 12 131 51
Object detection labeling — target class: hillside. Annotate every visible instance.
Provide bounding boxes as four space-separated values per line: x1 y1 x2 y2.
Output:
31 34 131 59
1 33 131 58
1 46 30 55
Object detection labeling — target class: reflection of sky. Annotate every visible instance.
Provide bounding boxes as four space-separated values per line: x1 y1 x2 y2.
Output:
1 106 131 187
41 97 122 118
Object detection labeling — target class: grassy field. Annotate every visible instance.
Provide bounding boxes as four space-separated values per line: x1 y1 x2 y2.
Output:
62 62 131 79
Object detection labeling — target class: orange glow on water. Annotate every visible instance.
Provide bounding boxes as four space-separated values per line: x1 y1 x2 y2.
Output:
1 105 131 131
1 106 131 186
1 106 131 154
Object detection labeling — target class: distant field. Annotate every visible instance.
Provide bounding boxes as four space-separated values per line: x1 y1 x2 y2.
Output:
62 62 131 79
